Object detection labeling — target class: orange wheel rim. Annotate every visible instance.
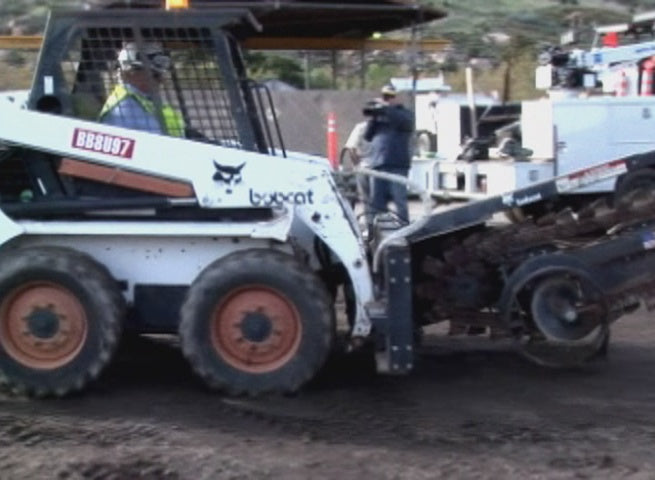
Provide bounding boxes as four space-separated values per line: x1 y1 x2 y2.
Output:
210 286 302 374
0 281 88 370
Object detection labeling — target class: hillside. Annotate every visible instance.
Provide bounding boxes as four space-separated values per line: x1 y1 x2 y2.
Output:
426 0 648 45
417 0 655 99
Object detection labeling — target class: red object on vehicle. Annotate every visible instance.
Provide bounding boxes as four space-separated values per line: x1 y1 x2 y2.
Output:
327 112 338 170
641 57 655 96
603 32 619 48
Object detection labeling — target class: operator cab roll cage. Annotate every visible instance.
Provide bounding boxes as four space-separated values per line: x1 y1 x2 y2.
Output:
0 8 286 216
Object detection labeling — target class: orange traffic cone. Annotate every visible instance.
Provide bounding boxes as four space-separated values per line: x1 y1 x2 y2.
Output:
326 112 338 170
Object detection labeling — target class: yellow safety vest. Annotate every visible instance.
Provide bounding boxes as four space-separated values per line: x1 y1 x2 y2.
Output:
99 84 185 137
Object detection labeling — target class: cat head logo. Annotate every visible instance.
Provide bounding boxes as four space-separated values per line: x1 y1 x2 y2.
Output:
213 161 245 193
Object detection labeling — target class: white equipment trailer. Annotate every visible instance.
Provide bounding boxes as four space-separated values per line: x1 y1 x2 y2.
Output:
423 12 655 212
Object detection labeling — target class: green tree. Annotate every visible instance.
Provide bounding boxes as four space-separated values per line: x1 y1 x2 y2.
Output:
0 0 29 16
245 52 304 89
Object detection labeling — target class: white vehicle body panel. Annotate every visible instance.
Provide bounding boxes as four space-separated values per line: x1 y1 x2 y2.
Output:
0 90 29 108
0 99 375 335
8 234 282 301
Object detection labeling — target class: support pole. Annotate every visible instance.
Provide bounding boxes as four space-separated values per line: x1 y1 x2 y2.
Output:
360 48 366 89
304 51 310 89
466 66 478 139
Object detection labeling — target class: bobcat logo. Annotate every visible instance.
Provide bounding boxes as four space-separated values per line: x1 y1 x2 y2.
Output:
213 161 245 193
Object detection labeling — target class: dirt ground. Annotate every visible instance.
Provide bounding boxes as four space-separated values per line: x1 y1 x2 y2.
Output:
1 306 655 480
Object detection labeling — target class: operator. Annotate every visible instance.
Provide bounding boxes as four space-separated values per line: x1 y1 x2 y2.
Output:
99 41 185 137
363 83 415 225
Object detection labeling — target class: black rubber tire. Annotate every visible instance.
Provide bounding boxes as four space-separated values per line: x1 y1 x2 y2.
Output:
614 168 655 206
0 246 124 397
179 249 334 396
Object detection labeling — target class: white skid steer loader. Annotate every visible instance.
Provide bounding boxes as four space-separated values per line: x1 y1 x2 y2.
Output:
2 7 655 398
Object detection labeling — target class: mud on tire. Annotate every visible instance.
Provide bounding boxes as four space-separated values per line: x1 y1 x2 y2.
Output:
179 249 334 396
0 246 124 397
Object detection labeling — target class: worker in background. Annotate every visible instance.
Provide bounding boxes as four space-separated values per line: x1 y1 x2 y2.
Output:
99 41 185 137
342 115 373 216
363 83 415 225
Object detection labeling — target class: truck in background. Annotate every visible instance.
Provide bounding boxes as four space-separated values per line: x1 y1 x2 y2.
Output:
415 11 655 215
389 76 521 198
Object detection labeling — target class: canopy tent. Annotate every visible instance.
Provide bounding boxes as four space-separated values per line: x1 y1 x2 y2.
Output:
95 1 446 40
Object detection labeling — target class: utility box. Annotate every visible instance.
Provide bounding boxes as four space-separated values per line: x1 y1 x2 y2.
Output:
524 96 655 193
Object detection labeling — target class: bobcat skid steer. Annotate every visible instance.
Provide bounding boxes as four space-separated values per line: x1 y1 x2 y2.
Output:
0 8 374 396
3 7 655 398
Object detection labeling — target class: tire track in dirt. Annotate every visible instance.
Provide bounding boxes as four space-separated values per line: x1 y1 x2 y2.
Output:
1 316 655 479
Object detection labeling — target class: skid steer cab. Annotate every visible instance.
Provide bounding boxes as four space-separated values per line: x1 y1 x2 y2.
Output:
0 7 377 397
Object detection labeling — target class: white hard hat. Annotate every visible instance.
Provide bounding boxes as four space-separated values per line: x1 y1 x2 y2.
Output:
117 41 171 74
381 84 397 97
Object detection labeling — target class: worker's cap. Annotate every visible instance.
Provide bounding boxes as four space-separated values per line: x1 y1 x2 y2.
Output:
380 84 397 97
117 41 171 74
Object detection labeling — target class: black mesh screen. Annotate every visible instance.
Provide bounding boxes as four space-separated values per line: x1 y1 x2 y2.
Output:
60 25 243 147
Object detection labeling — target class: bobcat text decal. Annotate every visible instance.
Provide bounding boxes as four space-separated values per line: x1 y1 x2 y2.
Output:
501 192 542 207
249 189 314 207
72 128 135 159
